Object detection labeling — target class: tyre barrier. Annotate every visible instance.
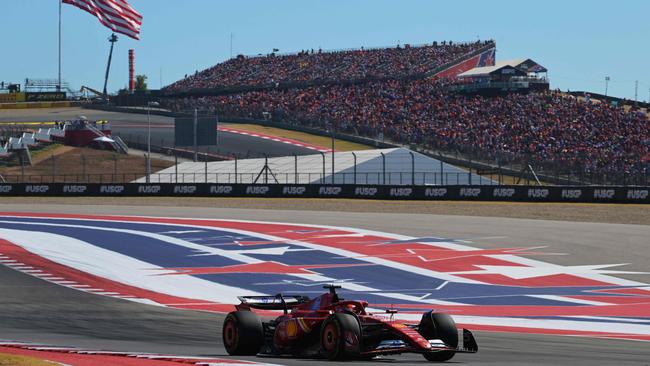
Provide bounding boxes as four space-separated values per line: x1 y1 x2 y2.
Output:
0 183 648 203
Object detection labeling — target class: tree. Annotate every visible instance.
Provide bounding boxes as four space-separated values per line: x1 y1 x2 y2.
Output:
135 75 148 91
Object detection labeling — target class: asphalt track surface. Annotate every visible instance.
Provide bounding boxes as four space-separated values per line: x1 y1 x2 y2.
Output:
1 204 649 365
0 107 316 157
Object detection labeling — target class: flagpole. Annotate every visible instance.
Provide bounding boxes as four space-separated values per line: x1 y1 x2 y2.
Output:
58 0 62 92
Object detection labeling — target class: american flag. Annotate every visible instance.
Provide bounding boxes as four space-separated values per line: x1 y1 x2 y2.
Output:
63 0 142 40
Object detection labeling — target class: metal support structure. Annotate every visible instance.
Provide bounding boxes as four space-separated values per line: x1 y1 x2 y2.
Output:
102 33 118 99
352 152 357 185
380 152 386 185
409 151 415 185
58 0 62 92
439 155 444 185
81 155 86 182
20 156 25 180
113 154 118 182
145 101 159 183
253 154 279 184
215 114 219 152
146 107 151 182
497 156 502 185
319 152 325 184
174 151 178 183
528 164 542 186
234 157 238 184
193 109 198 162
205 147 209 183
330 122 335 184
294 154 298 184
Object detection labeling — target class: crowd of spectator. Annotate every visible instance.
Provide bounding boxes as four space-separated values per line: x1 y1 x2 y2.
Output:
163 80 649 176
163 40 493 92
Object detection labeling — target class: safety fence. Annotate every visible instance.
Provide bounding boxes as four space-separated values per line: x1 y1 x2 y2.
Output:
0 171 501 185
85 105 650 187
0 183 647 203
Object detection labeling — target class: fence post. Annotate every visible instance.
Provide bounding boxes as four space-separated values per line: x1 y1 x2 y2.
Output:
20 155 25 182
380 152 386 185
51 154 56 178
294 154 298 184
320 152 325 184
174 150 178 183
439 154 444 185
409 151 415 185
142 153 151 183
497 157 502 185
81 154 86 182
113 154 118 183
205 147 209 183
352 152 357 185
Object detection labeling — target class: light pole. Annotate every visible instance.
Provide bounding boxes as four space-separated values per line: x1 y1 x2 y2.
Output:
146 101 160 183
605 76 610 96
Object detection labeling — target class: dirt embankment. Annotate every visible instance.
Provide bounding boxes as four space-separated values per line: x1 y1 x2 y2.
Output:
0 145 174 182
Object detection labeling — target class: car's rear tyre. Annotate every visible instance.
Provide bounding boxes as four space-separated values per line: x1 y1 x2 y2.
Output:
320 313 362 360
222 311 264 356
418 311 458 362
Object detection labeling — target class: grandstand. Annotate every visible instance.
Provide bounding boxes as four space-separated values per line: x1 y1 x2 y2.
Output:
160 39 649 185
163 40 496 93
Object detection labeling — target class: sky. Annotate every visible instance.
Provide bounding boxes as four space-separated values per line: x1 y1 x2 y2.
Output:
1 0 649 101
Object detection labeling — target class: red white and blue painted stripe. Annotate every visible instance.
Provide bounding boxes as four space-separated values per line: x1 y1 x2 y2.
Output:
0 213 649 341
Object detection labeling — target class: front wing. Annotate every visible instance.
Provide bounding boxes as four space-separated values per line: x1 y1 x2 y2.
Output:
360 329 478 357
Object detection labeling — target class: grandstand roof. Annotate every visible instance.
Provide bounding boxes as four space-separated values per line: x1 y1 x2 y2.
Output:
138 148 493 185
457 64 526 78
495 59 547 73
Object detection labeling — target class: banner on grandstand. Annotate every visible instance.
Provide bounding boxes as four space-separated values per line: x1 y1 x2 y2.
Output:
63 0 142 40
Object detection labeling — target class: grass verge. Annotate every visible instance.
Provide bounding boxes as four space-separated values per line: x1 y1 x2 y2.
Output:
0 354 57 366
222 123 372 151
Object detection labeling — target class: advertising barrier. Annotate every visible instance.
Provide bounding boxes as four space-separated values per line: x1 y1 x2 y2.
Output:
0 183 648 203
24 92 66 102
0 93 25 103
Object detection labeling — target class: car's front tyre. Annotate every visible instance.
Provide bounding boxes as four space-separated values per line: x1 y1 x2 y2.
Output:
320 313 362 360
418 311 458 362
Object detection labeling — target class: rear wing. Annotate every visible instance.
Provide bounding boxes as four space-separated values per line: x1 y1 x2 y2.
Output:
237 294 310 313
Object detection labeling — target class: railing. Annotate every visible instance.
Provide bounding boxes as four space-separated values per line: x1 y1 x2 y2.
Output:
448 79 550 93
234 40 494 59
112 136 129 154
0 171 509 185
24 79 69 92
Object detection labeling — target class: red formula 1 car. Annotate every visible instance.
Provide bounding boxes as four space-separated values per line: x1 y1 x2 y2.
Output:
222 285 478 361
